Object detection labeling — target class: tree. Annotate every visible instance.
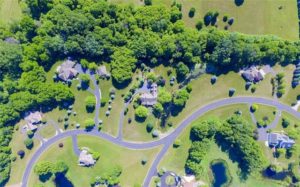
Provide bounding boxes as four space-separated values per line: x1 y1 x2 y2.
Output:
153 103 163 117
195 20 203 30
282 117 290 128
17 150 25 158
251 104 258 112
173 89 189 107
146 123 154 133
176 62 189 80
135 106 148 119
85 96 96 112
34 161 54 179
144 0 152 6
24 138 34 149
53 161 69 175
189 7 196 18
79 74 90 89
84 119 95 130
158 88 172 105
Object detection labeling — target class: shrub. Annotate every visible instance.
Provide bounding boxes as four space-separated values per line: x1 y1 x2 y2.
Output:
135 106 148 119
80 59 89 69
17 150 25 158
144 0 152 6
101 97 108 107
211 76 217 84
229 88 236 96
85 96 96 112
84 119 95 130
195 20 203 30
34 161 54 179
282 117 291 128
186 84 192 93
173 139 182 148
228 18 234 25
223 15 228 22
24 138 34 149
141 158 148 165
189 7 196 18
88 62 98 71
234 0 244 6
251 86 256 93
27 130 34 138
152 130 159 138
251 104 258 112
90 150 100 160
146 123 154 133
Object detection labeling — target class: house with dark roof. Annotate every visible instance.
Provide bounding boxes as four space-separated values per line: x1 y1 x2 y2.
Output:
268 133 295 149
23 111 43 131
241 66 265 83
56 59 78 81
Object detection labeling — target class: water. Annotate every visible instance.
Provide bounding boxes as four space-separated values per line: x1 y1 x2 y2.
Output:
211 161 229 187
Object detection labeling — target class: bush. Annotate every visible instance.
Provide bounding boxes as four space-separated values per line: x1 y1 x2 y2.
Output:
146 123 154 133
135 106 148 119
34 161 54 179
251 104 258 112
195 21 203 30
144 0 152 6
80 59 89 69
24 138 34 149
223 15 228 22
229 88 236 97
152 130 159 138
282 117 291 128
186 84 192 93
17 150 25 158
228 18 234 25
251 85 257 93
79 74 90 89
189 7 196 18
101 97 108 107
173 139 182 148
85 96 96 112
84 119 95 131
211 76 217 84
27 130 34 138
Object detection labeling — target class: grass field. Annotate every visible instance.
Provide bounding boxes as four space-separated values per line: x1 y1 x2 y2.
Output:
0 0 22 25
109 0 299 40
253 104 277 125
158 104 283 187
28 135 162 187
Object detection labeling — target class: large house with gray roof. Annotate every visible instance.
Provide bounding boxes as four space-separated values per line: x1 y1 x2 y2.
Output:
268 133 295 149
56 59 78 81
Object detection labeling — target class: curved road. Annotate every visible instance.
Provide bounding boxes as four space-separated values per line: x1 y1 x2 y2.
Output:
21 96 300 187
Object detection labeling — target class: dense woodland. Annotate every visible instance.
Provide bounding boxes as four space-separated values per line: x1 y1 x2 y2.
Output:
0 0 300 185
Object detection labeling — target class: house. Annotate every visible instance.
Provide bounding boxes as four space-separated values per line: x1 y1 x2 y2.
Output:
56 59 78 81
78 149 96 167
241 66 265 83
268 133 295 149
24 111 43 131
97 65 110 78
140 83 158 106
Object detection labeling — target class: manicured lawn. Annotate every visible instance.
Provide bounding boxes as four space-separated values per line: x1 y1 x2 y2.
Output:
253 104 277 124
7 122 40 185
28 135 162 187
158 104 282 187
38 124 57 139
0 0 22 25
109 0 299 40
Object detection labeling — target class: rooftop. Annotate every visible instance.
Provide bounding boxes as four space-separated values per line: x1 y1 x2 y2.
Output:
56 59 78 81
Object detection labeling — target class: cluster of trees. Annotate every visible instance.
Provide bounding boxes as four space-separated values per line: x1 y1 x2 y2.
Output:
274 73 286 97
90 165 122 186
34 160 69 182
16 0 298 87
186 115 267 178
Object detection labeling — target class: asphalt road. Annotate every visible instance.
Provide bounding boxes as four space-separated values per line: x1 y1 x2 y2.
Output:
21 96 300 187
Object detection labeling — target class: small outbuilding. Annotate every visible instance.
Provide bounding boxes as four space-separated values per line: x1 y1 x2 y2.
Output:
268 133 295 149
56 59 78 81
241 66 265 83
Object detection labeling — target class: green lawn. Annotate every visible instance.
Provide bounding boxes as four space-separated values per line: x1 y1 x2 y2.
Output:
109 0 298 41
158 104 283 187
253 104 277 125
28 135 162 187
38 124 57 139
0 0 22 25
8 122 40 185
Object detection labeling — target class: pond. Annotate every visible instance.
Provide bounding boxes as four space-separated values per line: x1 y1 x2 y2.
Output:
210 160 231 187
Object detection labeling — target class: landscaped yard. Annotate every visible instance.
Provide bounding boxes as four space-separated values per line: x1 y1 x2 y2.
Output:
157 104 283 187
0 0 22 25
7 122 40 185
253 104 277 125
109 0 299 40
28 135 162 187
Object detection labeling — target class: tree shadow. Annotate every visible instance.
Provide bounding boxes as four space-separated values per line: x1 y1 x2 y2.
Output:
54 174 74 187
234 0 244 6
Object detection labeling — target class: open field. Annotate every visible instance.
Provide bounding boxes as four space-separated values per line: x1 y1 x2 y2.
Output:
28 135 162 187
109 0 299 40
0 0 22 25
158 104 283 187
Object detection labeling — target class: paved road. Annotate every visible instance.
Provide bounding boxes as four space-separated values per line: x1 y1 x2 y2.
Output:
21 96 300 187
